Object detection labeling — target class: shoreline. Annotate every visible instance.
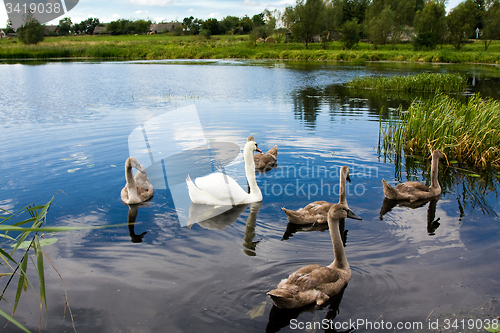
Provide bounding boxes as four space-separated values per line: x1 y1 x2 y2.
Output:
1 58 499 67
1 35 500 65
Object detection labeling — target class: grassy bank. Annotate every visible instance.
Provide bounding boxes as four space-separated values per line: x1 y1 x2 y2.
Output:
381 93 500 168
1 34 500 63
346 73 468 93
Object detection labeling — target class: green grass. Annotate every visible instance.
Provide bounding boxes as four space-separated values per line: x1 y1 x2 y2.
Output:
380 93 500 168
1 34 500 63
345 72 468 93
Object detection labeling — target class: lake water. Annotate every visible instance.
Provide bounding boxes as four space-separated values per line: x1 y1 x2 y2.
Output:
0 60 499 333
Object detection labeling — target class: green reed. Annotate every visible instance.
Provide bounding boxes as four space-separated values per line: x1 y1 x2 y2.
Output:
346 72 468 93
1 197 123 332
381 93 500 168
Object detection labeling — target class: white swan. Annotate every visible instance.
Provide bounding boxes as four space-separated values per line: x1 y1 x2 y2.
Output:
121 157 154 205
186 137 263 206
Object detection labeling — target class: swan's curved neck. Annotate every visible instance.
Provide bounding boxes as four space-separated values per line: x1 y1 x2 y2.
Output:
328 218 348 270
244 144 262 200
339 168 348 206
125 162 140 201
430 154 440 191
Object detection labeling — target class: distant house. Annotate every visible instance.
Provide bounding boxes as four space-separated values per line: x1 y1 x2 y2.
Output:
0 29 5 38
94 24 110 35
149 22 182 34
388 26 415 42
44 25 59 36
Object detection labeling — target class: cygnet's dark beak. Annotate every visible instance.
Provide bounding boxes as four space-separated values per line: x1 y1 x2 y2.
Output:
347 209 362 220
346 175 351 183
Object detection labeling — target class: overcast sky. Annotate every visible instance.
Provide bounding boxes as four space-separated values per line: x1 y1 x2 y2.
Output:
1 0 463 29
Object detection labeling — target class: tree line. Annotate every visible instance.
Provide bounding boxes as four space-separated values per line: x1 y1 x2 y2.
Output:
281 0 500 51
3 0 500 51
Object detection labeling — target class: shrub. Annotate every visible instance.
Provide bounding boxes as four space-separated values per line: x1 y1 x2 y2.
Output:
17 11 44 45
339 19 361 50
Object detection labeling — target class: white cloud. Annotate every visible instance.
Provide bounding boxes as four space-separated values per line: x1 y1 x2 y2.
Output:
0 13 8 27
112 13 120 18
130 0 173 6
242 0 260 6
208 12 219 18
154 17 166 23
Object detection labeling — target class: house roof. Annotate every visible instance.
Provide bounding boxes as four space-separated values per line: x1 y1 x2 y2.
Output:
94 24 109 34
44 25 58 32
150 22 182 32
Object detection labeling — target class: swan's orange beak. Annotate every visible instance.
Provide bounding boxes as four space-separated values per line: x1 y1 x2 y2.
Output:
255 144 262 153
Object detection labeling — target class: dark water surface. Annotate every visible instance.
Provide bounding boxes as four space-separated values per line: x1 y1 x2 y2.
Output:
0 60 499 332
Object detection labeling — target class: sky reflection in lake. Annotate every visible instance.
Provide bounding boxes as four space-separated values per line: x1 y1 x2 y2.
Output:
0 60 499 332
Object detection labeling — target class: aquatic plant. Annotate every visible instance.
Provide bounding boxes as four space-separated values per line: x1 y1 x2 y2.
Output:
0 198 56 332
380 93 500 168
346 72 468 93
0 197 121 332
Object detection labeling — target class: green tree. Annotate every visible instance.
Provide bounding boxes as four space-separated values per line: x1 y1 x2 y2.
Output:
86 18 100 34
202 18 220 35
134 19 151 34
288 0 326 49
413 1 446 50
58 17 72 36
323 0 344 40
239 15 253 34
365 5 395 49
390 0 419 45
482 0 500 50
342 0 370 25
252 13 265 26
72 21 83 35
75 17 100 35
250 25 269 41
339 19 361 49
263 9 278 37
106 20 120 35
282 5 296 29
220 16 240 34
182 16 202 35
182 16 194 34
17 10 44 45
447 0 479 50
106 19 137 35
473 0 486 31
386 0 418 26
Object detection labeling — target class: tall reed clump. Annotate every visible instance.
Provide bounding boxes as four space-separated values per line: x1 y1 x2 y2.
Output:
381 93 500 168
0 198 56 332
0 197 120 332
347 72 468 93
